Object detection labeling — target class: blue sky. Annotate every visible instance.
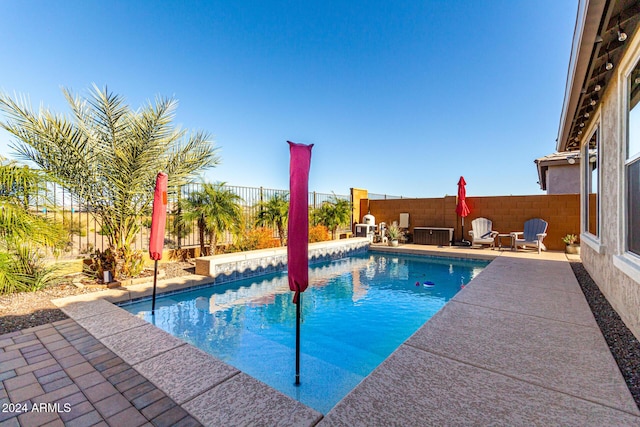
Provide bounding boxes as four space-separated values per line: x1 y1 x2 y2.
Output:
0 1 577 198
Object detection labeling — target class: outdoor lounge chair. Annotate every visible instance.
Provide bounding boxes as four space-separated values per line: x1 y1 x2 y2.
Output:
511 218 548 254
468 217 498 248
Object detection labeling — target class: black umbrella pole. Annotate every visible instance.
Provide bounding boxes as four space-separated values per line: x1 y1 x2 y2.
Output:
295 292 301 385
151 260 158 315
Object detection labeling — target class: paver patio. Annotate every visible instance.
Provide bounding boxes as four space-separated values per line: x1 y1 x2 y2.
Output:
0 320 200 426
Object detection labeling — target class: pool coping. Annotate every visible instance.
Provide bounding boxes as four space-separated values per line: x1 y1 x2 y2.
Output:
50 245 640 425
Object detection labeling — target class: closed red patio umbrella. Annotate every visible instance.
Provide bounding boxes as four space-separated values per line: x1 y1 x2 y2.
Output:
149 172 168 315
456 176 471 245
287 141 313 386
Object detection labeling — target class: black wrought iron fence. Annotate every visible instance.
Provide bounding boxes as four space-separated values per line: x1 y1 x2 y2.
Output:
33 182 349 257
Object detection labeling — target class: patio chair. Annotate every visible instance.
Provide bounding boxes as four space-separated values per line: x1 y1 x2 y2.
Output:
468 217 498 248
511 218 548 254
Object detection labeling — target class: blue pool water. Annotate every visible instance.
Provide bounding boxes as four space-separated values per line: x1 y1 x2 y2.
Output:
122 252 489 413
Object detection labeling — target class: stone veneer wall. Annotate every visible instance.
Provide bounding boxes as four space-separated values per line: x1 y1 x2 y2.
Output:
195 238 370 284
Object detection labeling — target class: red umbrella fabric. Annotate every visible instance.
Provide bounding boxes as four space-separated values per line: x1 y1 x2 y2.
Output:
287 141 313 385
455 176 471 218
456 176 471 244
149 172 168 261
287 141 313 303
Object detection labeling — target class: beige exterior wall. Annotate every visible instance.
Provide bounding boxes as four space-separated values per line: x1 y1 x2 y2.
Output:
546 164 580 194
575 28 640 340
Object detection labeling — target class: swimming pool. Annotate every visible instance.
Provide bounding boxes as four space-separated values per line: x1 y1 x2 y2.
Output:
122 252 489 414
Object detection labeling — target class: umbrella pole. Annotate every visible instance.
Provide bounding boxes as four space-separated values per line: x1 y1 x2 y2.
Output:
151 260 158 315
295 291 301 386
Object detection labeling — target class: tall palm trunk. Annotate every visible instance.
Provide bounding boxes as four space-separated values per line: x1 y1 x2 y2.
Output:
277 222 286 246
198 218 206 255
209 228 218 255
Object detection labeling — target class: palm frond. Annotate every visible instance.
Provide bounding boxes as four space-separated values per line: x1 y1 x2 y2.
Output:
1 86 220 273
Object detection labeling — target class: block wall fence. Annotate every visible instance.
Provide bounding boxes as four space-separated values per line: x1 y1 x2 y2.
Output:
357 194 582 251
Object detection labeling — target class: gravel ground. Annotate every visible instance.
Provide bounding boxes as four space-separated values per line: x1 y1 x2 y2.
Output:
1 259 639 410
569 260 640 410
0 261 195 335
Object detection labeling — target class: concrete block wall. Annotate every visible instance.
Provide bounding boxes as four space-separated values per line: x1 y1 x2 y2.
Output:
351 188 369 230
466 195 580 251
364 196 457 231
363 194 580 251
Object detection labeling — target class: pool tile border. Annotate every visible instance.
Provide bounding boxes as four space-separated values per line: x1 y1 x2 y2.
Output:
195 238 369 284
116 240 369 307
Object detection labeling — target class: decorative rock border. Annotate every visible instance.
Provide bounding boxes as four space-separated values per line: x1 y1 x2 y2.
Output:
73 270 166 289
194 238 369 284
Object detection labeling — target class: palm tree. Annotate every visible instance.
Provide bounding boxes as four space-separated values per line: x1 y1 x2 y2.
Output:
0 159 42 209
313 196 352 240
178 183 243 255
0 86 219 277
0 157 67 293
255 193 289 246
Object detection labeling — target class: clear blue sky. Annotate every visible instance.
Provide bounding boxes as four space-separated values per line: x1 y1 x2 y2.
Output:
0 0 577 198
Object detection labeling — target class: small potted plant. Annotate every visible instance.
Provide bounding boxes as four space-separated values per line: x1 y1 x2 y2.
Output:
386 224 402 247
562 234 580 255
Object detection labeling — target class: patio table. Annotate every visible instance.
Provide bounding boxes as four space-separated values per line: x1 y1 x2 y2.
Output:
496 233 514 250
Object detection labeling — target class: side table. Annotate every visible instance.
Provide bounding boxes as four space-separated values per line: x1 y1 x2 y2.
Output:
496 233 513 250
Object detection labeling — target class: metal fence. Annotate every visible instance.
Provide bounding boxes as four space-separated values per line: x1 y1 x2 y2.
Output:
32 182 349 257
172 184 348 248
368 193 406 200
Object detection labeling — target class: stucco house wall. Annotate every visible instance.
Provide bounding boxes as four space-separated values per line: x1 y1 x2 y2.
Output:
576 23 640 340
546 164 580 194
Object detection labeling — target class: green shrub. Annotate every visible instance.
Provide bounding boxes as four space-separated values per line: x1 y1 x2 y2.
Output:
0 245 62 294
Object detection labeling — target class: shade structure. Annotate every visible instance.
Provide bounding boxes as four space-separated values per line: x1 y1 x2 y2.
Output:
456 176 471 243
149 172 168 315
287 140 313 386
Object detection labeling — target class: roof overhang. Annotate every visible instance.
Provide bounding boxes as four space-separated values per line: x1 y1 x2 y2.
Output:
557 0 640 152
557 0 607 152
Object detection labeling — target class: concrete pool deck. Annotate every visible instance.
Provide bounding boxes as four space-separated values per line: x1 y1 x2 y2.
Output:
1 244 638 425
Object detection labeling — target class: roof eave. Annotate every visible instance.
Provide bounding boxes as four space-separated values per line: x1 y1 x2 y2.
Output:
557 0 608 152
